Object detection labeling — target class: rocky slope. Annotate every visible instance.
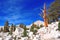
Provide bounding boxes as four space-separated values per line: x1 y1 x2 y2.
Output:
0 20 60 40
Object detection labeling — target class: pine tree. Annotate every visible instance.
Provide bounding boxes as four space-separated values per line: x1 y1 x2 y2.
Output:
48 0 60 22
11 24 16 32
30 24 35 32
23 25 27 37
40 24 43 28
36 26 40 29
33 30 37 35
58 21 60 31
9 24 13 35
0 28 3 32
9 24 16 35
30 24 38 35
14 25 16 31
4 21 9 32
19 24 24 28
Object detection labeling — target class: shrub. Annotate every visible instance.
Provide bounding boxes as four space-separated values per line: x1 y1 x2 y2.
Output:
58 21 60 31
40 24 43 28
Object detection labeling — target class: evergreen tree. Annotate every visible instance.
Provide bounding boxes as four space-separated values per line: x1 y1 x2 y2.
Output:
19 24 24 28
58 21 60 31
11 24 16 31
13 25 16 31
30 24 38 35
30 24 35 32
1 28 3 32
4 21 9 32
9 24 14 35
14 36 16 40
36 26 40 29
40 24 43 28
48 0 60 22
23 25 27 37
9 24 16 35
33 30 37 35
0 28 3 32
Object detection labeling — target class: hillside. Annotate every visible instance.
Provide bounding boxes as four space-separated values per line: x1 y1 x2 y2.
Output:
0 20 60 40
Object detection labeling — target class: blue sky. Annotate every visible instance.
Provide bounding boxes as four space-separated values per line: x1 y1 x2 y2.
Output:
0 0 54 26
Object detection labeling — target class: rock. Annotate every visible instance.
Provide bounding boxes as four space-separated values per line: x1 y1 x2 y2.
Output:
0 38 2 40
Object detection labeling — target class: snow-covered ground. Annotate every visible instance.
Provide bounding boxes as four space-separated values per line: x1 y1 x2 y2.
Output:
0 20 60 40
